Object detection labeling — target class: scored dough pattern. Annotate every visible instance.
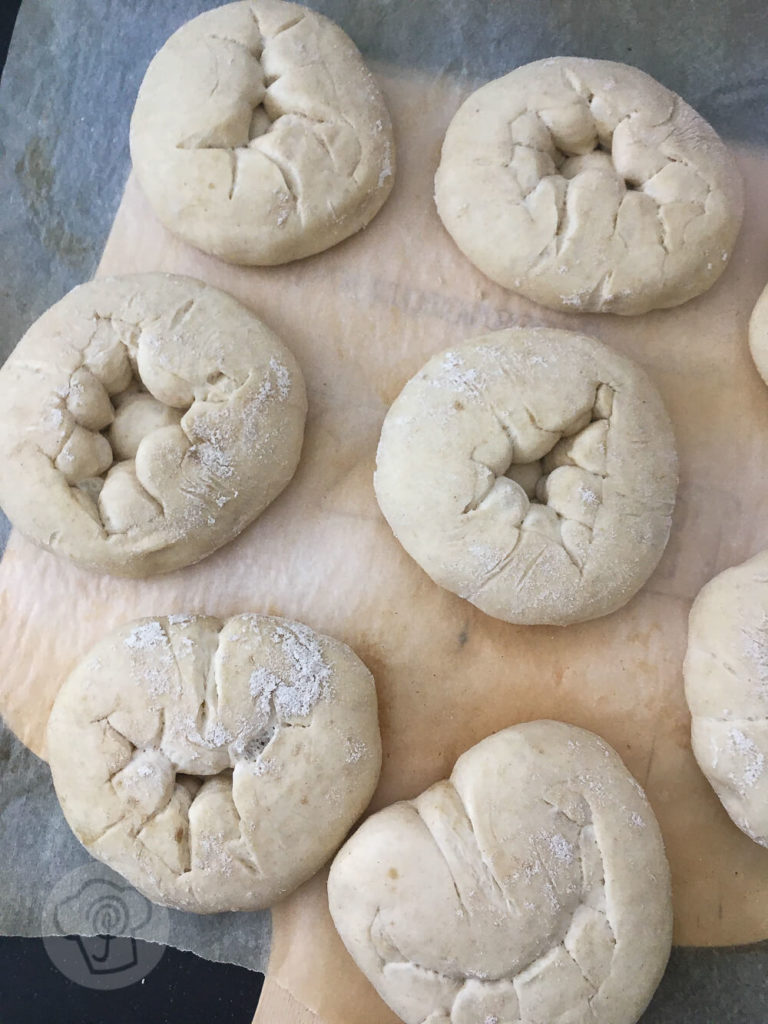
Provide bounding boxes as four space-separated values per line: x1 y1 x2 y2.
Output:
370 781 617 1024
89 618 325 862
374 328 677 626
460 367 615 578
130 0 394 264
0 274 307 575
685 551 768 847
47 614 381 913
435 57 743 314
328 722 673 1024
176 6 364 214
42 310 288 536
503 85 715 277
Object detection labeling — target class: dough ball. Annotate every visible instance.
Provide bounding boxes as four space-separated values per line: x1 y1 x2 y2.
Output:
328 720 672 1024
684 551 768 846
108 393 183 461
47 613 381 913
435 57 743 315
374 327 678 626
129 0 395 265
0 273 307 577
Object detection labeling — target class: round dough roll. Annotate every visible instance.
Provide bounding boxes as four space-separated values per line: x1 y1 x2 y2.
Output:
0 274 307 576
130 0 395 265
374 327 678 626
684 551 768 847
435 57 743 315
328 720 672 1024
47 614 382 913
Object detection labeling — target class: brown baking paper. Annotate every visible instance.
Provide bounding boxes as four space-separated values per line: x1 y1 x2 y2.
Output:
2 70 768 1024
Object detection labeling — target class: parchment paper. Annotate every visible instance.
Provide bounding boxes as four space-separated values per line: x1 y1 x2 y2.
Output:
3 73 768 1013
3 1 768 1022
0 725 270 970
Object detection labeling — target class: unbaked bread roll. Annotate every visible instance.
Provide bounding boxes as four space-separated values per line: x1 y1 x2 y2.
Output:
748 281 768 387
328 720 672 1024
684 551 768 847
47 613 381 913
435 57 743 315
130 0 395 265
0 274 307 576
374 327 677 626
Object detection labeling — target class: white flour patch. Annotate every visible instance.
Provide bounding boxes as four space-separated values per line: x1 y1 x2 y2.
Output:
167 613 194 626
249 666 282 702
245 623 333 732
201 721 233 748
547 832 575 863
729 728 765 789
198 832 234 877
124 620 167 652
345 738 366 764
579 485 599 505
45 406 64 428
431 351 484 394
269 357 291 399
270 623 332 717
124 621 175 697
192 438 234 479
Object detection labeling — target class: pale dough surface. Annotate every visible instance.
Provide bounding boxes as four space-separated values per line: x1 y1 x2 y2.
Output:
329 720 672 1024
685 551 768 847
47 613 381 913
375 327 678 626
748 280 768 386
130 0 395 265
0 273 307 576
435 57 743 315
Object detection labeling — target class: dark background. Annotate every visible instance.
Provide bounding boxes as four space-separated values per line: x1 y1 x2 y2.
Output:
0 936 264 1024
0 0 19 68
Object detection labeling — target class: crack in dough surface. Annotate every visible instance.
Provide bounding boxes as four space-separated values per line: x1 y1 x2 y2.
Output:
328 721 672 1024
129 0 395 265
435 57 743 315
47 613 381 913
374 327 678 626
0 273 308 577
684 550 768 847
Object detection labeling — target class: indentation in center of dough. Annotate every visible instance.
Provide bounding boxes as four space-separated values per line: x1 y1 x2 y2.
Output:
468 383 613 570
44 309 293 538
91 615 340 884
